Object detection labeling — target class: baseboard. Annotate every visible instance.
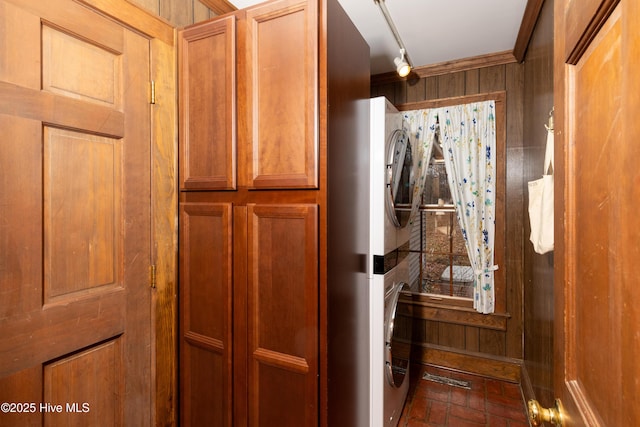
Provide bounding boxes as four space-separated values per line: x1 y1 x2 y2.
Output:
411 343 523 383
520 363 536 404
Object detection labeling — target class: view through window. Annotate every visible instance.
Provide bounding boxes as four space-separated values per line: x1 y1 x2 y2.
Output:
412 139 474 299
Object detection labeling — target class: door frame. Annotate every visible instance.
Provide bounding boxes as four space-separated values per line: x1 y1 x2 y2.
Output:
74 0 178 424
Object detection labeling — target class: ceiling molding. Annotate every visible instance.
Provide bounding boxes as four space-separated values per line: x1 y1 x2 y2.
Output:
513 0 545 62
371 50 518 86
199 0 237 15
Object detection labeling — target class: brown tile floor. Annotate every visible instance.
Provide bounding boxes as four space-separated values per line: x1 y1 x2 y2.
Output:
397 364 530 427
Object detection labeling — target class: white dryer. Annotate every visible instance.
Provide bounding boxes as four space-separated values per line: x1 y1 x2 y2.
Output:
369 97 415 427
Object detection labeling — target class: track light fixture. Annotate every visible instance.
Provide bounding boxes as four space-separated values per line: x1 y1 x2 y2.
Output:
374 0 413 77
394 49 411 77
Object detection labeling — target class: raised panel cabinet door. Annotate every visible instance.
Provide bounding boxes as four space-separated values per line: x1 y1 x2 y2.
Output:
179 203 234 427
247 204 318 427
179 15 237 190
243 0 319 189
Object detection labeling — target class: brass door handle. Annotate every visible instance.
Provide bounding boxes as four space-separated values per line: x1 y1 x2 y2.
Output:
527 399 565 427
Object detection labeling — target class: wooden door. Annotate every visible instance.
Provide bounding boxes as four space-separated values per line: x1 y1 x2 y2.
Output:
0 0 152 425
554 0 640 425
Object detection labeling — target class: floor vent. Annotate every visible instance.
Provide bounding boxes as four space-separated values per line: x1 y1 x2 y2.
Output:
422 372 471 389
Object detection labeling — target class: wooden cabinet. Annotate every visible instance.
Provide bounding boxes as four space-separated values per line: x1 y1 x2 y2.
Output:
179 0 318 191
179 15 236 190
243 1 319 188
179 0 371 425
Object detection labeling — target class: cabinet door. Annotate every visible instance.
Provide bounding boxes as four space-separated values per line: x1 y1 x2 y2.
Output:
179 203 233 427
247 204 318 427
243 0 319 189
179 16 236 190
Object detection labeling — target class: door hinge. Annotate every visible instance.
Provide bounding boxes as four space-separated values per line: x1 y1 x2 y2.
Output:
150 80 156 104
150 264 157 288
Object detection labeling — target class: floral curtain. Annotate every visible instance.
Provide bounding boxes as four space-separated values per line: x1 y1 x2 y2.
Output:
438 101 497 314
402 109 439 221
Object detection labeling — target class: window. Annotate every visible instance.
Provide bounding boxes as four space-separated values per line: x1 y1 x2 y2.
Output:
413 136 474 299
403 92 506 314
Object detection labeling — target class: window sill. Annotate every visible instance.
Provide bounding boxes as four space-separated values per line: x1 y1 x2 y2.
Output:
399 292 510 331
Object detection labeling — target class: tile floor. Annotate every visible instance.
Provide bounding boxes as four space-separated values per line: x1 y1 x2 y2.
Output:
397 364 530 427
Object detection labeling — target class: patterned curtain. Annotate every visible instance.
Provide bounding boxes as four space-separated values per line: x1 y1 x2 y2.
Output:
402 109 439 221
438 101 498 314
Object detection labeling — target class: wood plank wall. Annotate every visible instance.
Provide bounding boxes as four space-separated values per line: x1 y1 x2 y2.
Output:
522 0 555 407
371 61 526 363
128 0 216 27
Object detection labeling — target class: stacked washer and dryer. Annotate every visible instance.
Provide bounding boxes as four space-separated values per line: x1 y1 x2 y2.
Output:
369 97 416 427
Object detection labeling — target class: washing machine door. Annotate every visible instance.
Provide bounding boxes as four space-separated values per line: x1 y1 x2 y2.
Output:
385 129 414 228
385 282 411 388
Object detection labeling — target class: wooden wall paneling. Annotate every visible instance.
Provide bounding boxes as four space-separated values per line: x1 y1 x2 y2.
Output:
522 0 555 407
478 329 507 357
394 79 408 105
414 345 522 383
437 71 466 98
425 76 438 100
403 77 426 103
371 51 517 87
371 83 397 105
128 0 159 15
465 69 480 95
465 326 480 353
438 323 466 349
160 0 197 28
411 318 426 343
479 64 506 93
199 0 236 16
425 320 439 344
505 62 525 360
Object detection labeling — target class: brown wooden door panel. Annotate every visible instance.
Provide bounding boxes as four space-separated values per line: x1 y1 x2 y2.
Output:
568 9 621 424
555 0 640 425
179 15 237 190
0 0 152 424
247 203 318 427
564 0 619 62
244 0 318 189
179 203 233 427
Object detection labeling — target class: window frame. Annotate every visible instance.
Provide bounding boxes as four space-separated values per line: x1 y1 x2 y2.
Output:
397 91 507 317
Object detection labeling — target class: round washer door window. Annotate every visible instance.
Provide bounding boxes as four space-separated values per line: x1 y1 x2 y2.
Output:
385 129 414 228
385 282 411 387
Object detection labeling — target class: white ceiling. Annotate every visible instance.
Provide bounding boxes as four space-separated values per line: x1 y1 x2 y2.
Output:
230 0 529 75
